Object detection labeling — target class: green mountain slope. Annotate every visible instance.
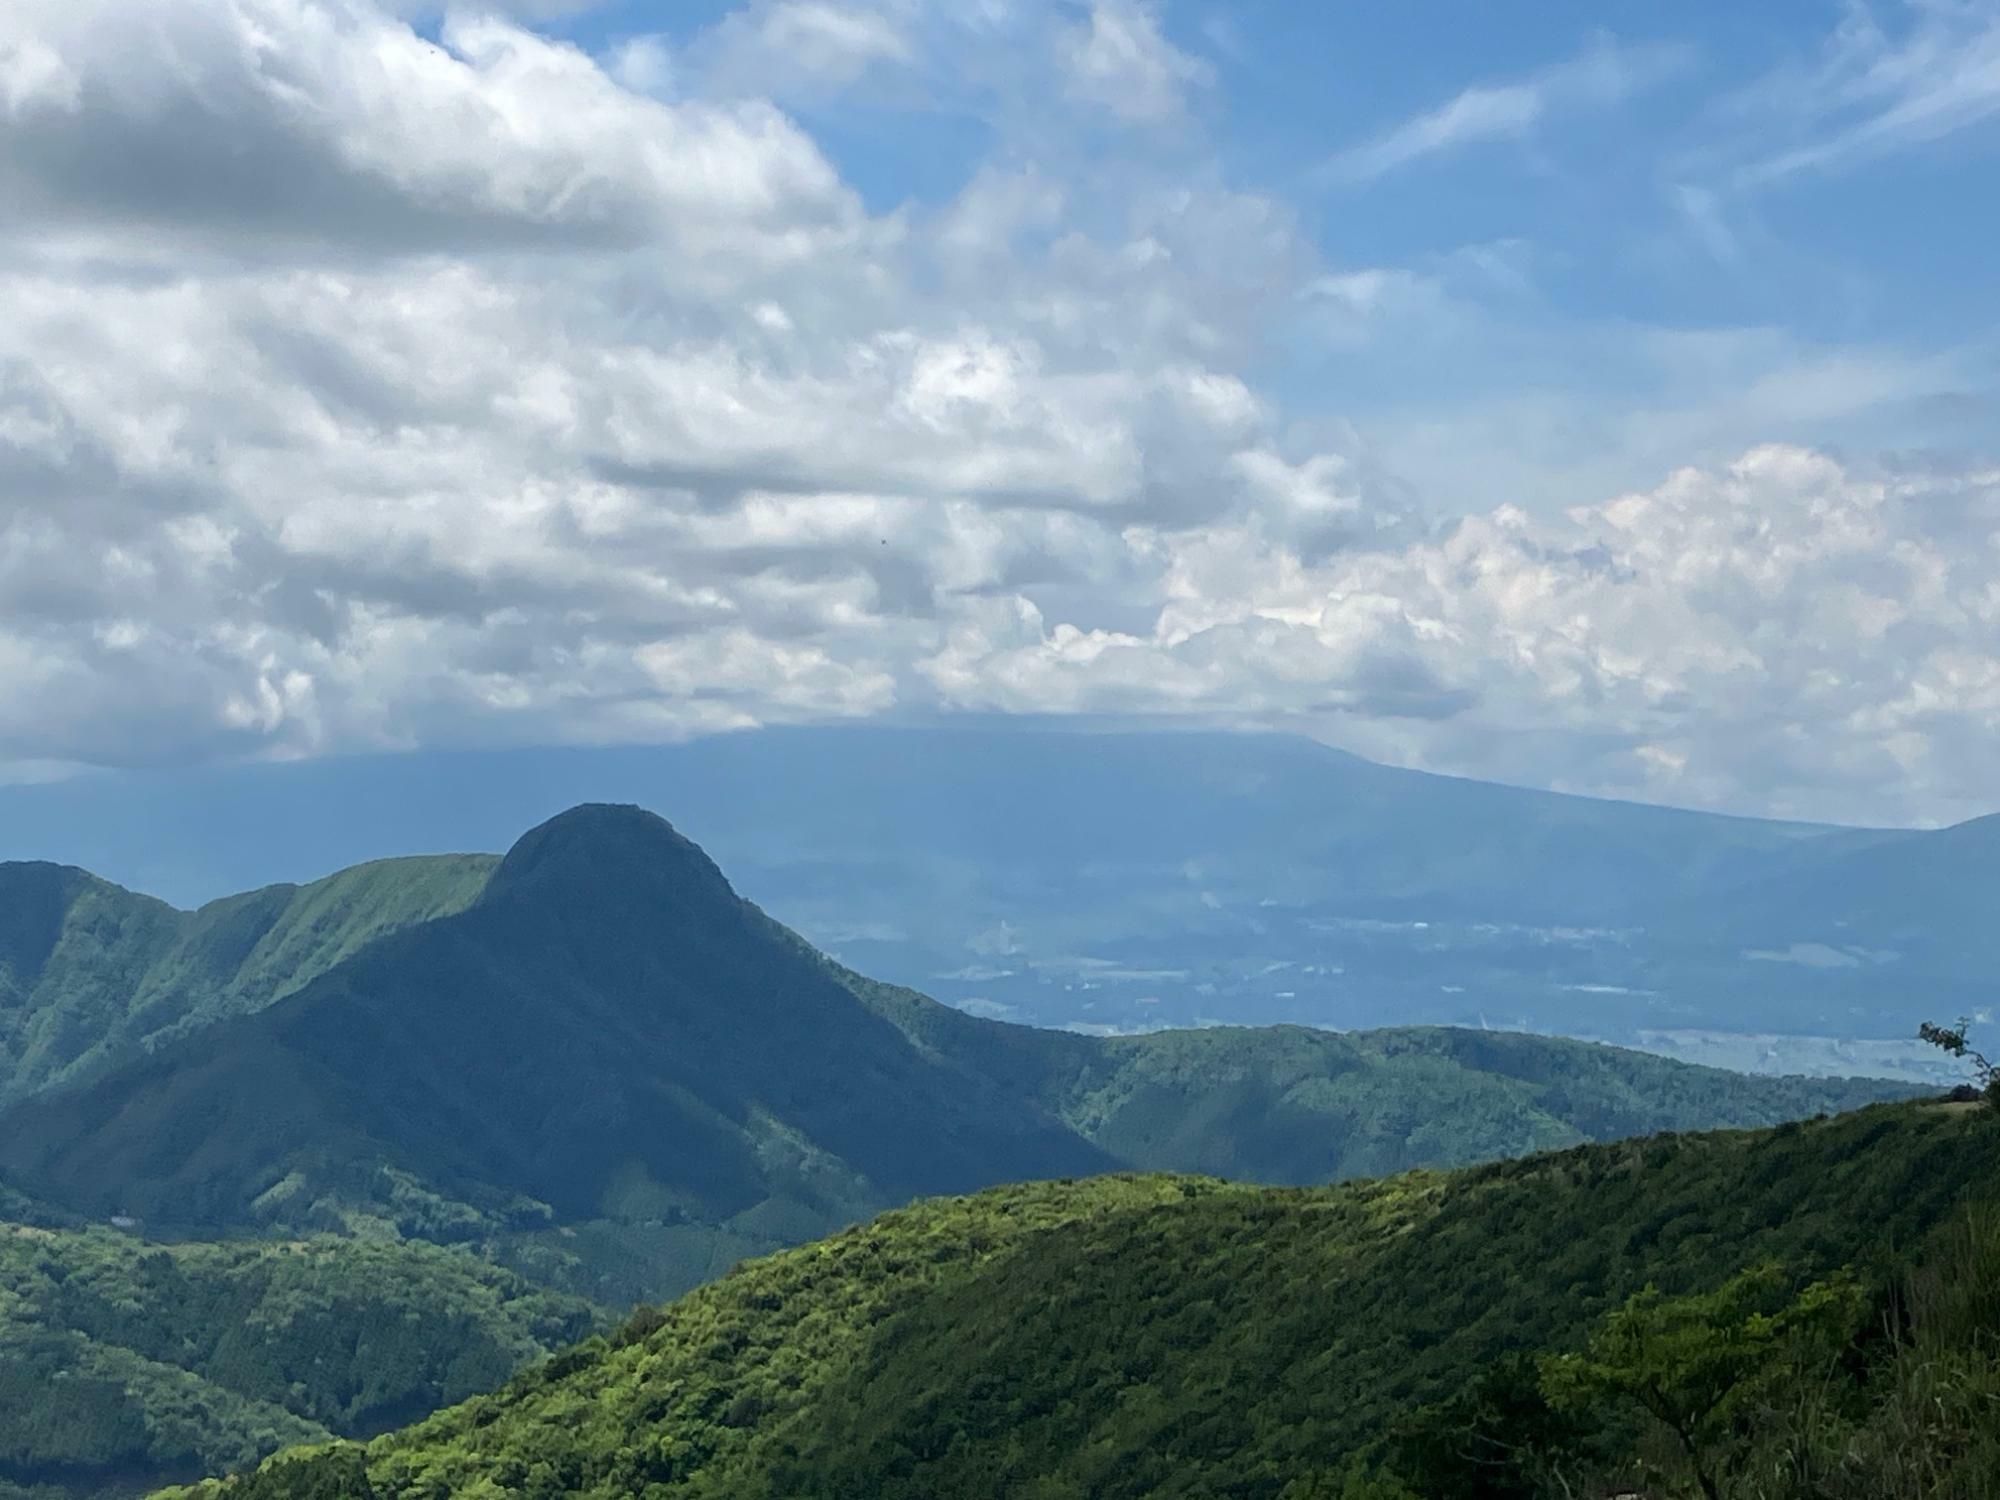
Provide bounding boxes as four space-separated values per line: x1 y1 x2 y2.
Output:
1038 1022 1906 1180
168 1101 2000 1500
0 1224 597 1500
0 807 1914 1307
0 855 495 1107
854 961 1910 1176
0 809 1106 1281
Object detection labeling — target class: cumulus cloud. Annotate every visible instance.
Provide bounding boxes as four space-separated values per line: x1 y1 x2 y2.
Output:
2 0 1998 828
0 0 1313 772
923 446 2000 824
0 0 862 264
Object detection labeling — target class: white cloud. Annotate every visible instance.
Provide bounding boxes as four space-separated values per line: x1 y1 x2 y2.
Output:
693 1 915 100
1325 83 1545 184
1656 6 2000 268
607 35 674 96
0 33 77 115
1731 1 2000 184
1283 251 1970 520
1322 37 1683 184
922 446 2000 825
1058 0 1211 125
0 0 1313 775
386 0 614 15
0 0 863 266
2 0 1999 831
935 163 1067 258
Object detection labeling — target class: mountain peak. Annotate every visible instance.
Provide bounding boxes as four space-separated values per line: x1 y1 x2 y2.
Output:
481 803 738 914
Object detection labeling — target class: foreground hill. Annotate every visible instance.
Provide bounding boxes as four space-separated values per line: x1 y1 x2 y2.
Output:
0 854 494 1107
0 1225 596 1500
170 1101 2000 1500
0 807 1910 1304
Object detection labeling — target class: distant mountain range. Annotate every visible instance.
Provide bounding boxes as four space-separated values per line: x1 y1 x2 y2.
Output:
2 728 1987 1078
0 805 1913 1310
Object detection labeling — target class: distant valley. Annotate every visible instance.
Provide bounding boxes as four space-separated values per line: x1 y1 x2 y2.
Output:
4 728 1989 1079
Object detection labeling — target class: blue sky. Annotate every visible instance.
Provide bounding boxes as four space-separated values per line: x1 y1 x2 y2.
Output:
533 0 2000 511
2 0 1999 828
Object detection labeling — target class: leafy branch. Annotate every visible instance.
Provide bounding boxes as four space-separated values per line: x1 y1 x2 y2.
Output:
1919 1017 1999 1107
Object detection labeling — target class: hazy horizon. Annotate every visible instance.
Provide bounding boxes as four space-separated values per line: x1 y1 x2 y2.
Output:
0 722 1937 909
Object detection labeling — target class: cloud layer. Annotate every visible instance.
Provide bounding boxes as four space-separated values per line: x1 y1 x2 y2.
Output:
2 0 1998 827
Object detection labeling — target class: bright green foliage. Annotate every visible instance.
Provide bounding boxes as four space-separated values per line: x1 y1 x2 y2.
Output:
171 1101 1997 1499
0 1224 597 1497
0 855 495 1106
160 1446 378 1500
1382 1202 2000 1498
1716 1204 2000 1498
179 1446 380 1500
1541 1266 1867 1499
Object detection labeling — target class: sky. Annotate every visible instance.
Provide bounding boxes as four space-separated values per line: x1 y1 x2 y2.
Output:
2 0 1999 827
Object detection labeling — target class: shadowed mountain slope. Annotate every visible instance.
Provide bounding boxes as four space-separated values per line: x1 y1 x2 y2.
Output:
0 808 1104 1249
0 806 1915 1306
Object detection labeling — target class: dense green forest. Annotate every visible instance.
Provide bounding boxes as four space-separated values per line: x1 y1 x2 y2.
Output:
0 1226 597 1499
0 804 1942 1498
0 808 1912 1306
0 855 494 1107
165 1099 1998 1499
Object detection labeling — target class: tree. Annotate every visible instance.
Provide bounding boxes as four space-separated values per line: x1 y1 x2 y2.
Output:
1386 1356 1590 1500
1918 1018 2000 1109
1540 1265 1864 1500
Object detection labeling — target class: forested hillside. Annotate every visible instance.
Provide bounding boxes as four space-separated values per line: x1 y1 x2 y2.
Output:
0 856 494 1106
0 1227 596 1500
0 807 1912 1305
166 1100 2000 1499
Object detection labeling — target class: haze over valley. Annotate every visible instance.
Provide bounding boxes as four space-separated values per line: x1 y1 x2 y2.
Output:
5 728 1984 1082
